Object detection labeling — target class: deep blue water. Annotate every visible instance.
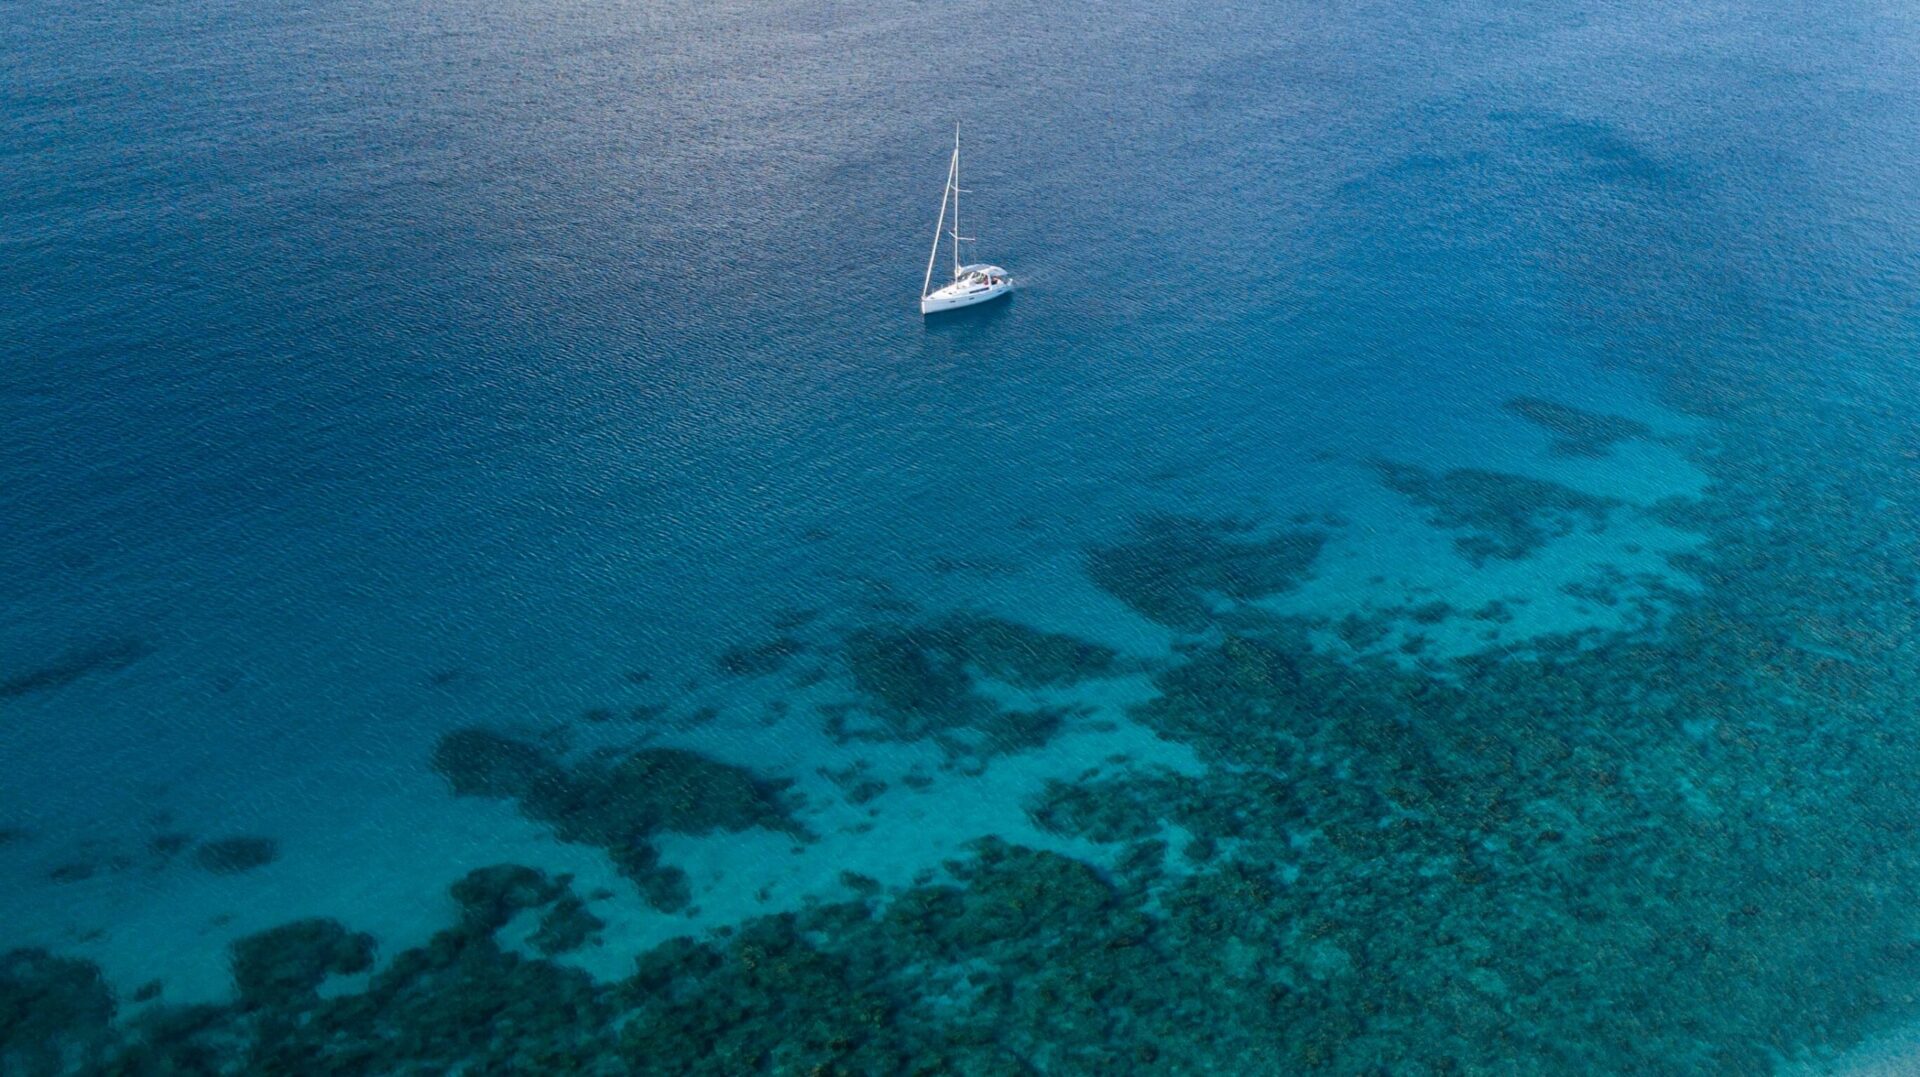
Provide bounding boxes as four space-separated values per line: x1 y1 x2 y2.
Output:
7 0 1920 1070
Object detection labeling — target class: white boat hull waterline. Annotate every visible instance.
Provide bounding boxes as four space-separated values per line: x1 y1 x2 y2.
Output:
921 273 1012 314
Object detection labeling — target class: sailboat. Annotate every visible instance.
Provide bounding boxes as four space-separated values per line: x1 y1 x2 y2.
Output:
920 126 1012 315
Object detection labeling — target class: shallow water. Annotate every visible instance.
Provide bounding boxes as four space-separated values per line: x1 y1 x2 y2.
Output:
5 0 1920 1071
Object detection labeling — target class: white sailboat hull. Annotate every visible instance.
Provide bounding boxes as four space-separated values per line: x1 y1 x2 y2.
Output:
921 278 1012 314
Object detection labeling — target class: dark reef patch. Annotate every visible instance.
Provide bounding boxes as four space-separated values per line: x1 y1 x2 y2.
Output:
0 948 115 1074
714 635 807 677
431 727 561 799
0 637 152 700
768 607 820 632
451 864 566 934
820 761 889 805
230 919 375 1010
192 836 280 875
1030 773 1187 844
0 827 29 847
612 841 694 913
46 862 95 883
619 839 1141 1074
1503 395 1653 457
431 729 799 909
449 864 604 954
148 832 193 859
1333 609 1393 650
99 870 628 1071
834 614 1116 760
1086 514 1327 629
1374 460 1619 564
1470 599 1516 622
842 626 984 738
101 844 1167 1067
930 612 1119 688
533 894 605 956
524 745 800 846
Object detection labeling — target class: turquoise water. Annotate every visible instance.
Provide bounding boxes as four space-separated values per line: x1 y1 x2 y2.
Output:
6 0 1920 1070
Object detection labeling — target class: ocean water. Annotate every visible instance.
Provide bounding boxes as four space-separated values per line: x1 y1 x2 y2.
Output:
6 0 1920 1071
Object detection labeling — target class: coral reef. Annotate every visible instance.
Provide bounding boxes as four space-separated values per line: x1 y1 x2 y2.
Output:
43 285 1920 1076
929 612 1119 688
1503 395 1653 457
450 864 566 933
431 730 799 908
148 832 192 858
1086 514 1327 628
610 841 693 913
531 894 605 956
714 635 807 677
0 948 114 1075
448 863 604 954
140 915 614 1071
46 863 94 884
430 727 561 799
842 625 987 738
0 638 151 700
833 613 1117 761
523 746 799 844
229 918 375 1009
192 836 279 875
618 838 1160 1074
1374 460 1619 564
1029 772 1185 844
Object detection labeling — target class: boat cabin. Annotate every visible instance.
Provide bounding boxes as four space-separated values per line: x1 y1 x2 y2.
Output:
955 264 1007 289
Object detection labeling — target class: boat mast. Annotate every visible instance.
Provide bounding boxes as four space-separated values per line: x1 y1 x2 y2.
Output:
951 124 961 279
923 146 953 299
